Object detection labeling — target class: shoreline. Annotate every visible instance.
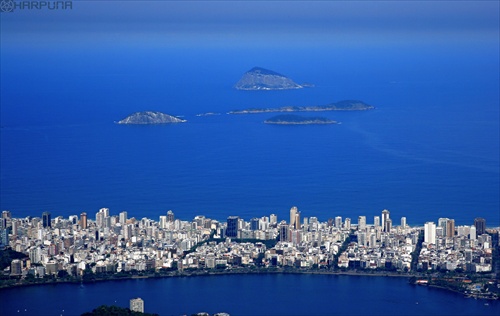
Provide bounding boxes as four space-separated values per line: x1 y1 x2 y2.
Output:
0 268 413 290
2 268 497 300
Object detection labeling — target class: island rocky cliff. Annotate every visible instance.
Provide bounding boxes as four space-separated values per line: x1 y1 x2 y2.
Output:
229 100 374 114
117 111 187 124
264 114 337 125
234 67 304 90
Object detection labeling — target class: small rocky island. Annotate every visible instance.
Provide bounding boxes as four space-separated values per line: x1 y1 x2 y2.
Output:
234 67 305 90
229 100 374 114
264 114 337 125
117 111 187 125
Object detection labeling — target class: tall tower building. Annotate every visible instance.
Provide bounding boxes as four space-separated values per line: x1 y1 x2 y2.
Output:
279 222 290 242
250 218 260 231
159 216 167 229
302 217 308 230
130 298 144 313
469 225 476 240
374 216 380 228
11 220 18 236
42 212 51 228
80 212 87 229
438 218 449 236
123 224 133 240
474 218 486 235
335 216 342 229
95 211 104 229
424 222 436 244
167 210 175 222
384 218 392 233
290 229 301 245
289 206 298 228
119 211 128 225
358 216 366 231
400 217 407 228
344 218 351 230
226 216 239 238
99 208 110 218
445 219 455 238
294 211 301 230
381 210 390 232
327 218 334 227
270 214 277 225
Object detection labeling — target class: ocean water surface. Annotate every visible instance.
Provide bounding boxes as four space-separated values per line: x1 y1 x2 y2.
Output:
0 45 499 226
1 3 499 316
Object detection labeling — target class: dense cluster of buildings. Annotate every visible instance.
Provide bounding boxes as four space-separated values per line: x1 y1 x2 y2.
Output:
0 208 495 279
419 218 493 273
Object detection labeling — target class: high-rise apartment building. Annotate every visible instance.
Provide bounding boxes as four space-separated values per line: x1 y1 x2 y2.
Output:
294 212 301 230
385 218 392 233
10 259 22 275
474 218 486 235
130 298 144 313
250 218 260 231
424 222 436 244
79 212 87 229
344 218 351 230
438 218 449 236
42 212 51 228
358 216 366 231
446 219 455 238
279 222 289 242
335 216 342 229
119 211 127 225
99 208 110 218
469 225 476 240
290 206 298 228
226 216 239 238
400 217 407 228
166 210 175 222
159 216 167 229
381 210 390 232
270 214 277 225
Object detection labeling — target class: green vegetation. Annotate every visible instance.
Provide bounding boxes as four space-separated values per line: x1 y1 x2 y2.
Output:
81 305 158 316
184 235 278 257
332 234 352 269
0 247 28 270
411 229 424 271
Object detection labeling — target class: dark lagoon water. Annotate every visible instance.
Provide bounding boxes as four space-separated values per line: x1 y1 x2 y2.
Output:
0 274 499 316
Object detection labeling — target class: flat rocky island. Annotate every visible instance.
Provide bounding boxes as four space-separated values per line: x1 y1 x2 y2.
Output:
234 67 305 90
117 111 187 124
229 100 374 114
264 114 337 125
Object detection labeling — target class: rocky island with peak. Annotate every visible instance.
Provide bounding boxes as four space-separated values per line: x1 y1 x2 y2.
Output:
264 114 337 125
117 111 187 125
229 100 374 114
234 67 306 90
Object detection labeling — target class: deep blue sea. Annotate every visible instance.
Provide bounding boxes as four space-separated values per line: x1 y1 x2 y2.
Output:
1 4 500 316
0 274 499 316
1 45 498 226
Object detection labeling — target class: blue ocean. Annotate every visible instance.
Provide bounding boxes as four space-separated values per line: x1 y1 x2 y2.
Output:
1 3 499 316
1 44 499 226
